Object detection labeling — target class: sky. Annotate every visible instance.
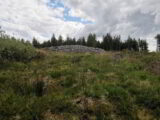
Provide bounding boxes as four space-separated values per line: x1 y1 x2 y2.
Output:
0 0 160 51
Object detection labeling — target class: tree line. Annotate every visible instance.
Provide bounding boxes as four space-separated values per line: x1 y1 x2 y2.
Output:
33 33 148 52
155 34 160 52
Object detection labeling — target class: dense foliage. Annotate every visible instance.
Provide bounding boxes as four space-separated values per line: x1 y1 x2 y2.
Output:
33 33 148 52
0 34 37 62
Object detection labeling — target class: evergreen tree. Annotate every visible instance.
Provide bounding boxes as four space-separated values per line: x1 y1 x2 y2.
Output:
155 34 160 52
82 37 86 46
102 33 113 50
57 35 63 46
77 37 86 46
51 34 57 46
64 36 73 45
77 38 82 45
41 40 52 47
125 37 139 51
72 38 76 45
114 35 121 51
96 41 101 48
102 34 122 51
155 34 160 41
138 39 148 51
32 37 40 48
87 33 97 47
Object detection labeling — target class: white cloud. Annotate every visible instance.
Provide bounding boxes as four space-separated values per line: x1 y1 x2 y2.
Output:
61 0 160 51
0 0 84 42
0 0 160 51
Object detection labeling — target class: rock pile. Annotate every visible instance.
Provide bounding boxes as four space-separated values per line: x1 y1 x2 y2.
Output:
49 45 105 53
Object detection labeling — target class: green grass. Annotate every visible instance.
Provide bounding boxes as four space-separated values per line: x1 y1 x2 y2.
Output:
0 51 160 120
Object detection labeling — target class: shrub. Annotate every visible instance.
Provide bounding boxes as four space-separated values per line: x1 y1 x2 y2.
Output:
104 85 135 119
50 70 62 78
59 76 76 88
21 96 50 120
0 92 26 120
0 36 37 62
135 88 160 118
0 72 11 84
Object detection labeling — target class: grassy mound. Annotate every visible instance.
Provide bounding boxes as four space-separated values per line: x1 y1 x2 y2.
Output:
0 50 160 120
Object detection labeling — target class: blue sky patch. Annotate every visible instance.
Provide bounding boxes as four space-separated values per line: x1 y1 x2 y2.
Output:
47 0 93 24
47 0 64 8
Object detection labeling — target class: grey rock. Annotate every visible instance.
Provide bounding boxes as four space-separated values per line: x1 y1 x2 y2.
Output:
49 45 105 53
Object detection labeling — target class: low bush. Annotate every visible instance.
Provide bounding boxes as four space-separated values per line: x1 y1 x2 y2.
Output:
0 92 26 120
22 97 49 120
0 36 37 62
50 70 62 78
135 88 160 118
104 85 135 119
59 76 76 88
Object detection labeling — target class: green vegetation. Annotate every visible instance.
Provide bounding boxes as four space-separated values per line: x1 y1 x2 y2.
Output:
0 46 160 120
33 33 148 52
0 35 37 62
0 31 160 120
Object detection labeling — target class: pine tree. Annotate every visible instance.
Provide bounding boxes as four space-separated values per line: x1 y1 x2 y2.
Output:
102 33 113 50
32 37 40 48
155 34 160 52
87 33 97 47
57 35 63 46
125 37 139 51
82 37 86 46
51 34 57 46
138 39 148 51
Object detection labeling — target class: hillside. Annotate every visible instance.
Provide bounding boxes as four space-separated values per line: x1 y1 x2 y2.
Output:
0 46 160 120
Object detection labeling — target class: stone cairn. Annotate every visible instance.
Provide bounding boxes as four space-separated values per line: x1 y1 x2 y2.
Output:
49 45 105 53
